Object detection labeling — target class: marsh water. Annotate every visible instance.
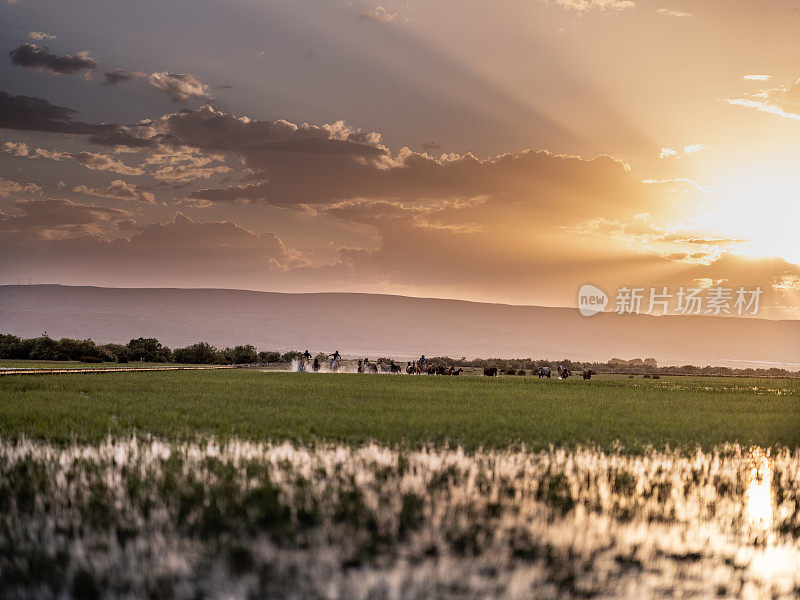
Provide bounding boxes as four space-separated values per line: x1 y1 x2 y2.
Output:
1 438 798 599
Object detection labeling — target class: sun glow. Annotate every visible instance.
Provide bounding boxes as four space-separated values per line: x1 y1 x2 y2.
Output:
690 164 800 266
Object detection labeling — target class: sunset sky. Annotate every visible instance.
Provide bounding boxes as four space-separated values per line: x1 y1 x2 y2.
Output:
1 0 799 317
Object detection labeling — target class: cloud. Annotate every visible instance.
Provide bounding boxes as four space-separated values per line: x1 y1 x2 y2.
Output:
103 69 146 86
0 91 131 140
0 212 300 287
655 8 691 17
143 147 231 184
547 0 634 13
659 147 678 159
148 72 211 102
27 31 55 41
3 141 29 157
683 143 705 154
358 7 397 24
727 78 800 121
743 74 771 81
8 43 97 75
74 180 156 204
3 141 70 160
73 151 144 176
0 198 125 239
0 177 41 197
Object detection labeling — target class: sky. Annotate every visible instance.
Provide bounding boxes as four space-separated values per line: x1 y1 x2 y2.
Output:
1 0 799 317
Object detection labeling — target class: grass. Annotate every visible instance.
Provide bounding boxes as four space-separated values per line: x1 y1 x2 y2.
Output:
0 371 798 450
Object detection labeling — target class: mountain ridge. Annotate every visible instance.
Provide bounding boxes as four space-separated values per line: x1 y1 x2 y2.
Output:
1 285 798 367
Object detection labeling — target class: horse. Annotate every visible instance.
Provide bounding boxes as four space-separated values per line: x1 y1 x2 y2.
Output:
364 359 378 373
427 365 438 375
581 369 594 380
538 366 551 378
484 366 499 377
390 361 402 373
558 365 571 379
450 368 463 376
406 361 420 375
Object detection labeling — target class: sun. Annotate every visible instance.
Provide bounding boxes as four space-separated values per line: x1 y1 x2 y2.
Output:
689 162 800 266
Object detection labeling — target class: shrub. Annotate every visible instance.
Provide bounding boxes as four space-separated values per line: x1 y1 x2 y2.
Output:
53 353 70 361
258 351 282 363
517 370 526 376
79 356 103 363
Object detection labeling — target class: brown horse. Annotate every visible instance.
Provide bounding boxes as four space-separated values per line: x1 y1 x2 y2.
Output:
406 361 420 374
483 366 499 377
582 369 594 380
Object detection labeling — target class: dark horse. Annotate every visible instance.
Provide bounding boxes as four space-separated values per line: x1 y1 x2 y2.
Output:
483 366 499 377
582 369 595 380
538 366 551 378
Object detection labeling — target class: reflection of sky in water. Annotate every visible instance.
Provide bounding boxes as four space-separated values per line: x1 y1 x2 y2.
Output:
746 447 772 529
1 439 799 599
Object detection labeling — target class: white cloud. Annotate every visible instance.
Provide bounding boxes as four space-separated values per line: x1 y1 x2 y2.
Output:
659 147 678 159
27 31 55 41
743 74 771 81
683 143 705 154
148 72 210 103
726 97 800 123
549 0 635 12
655 8 691 17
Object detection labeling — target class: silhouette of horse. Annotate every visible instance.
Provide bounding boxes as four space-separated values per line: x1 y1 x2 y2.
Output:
582 369 594 380
484 366 499 377
450 368 463 376
558 365 571 379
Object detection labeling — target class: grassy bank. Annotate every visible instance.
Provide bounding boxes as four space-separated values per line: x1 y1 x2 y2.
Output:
1 371 798 450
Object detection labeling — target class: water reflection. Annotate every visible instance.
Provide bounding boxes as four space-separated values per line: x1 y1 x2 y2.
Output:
746 447 773 529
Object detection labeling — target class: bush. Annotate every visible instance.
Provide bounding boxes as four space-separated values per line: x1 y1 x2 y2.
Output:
517 370 526 376
505 369 517 376
79 356 103 363
117 356 129 364
258 351 282 363
53 353 70 361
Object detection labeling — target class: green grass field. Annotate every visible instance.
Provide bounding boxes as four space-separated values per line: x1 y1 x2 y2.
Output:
1 371 797 450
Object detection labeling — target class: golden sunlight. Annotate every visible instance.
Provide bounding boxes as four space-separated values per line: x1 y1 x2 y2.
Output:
696 164 800 266
745 447 773 530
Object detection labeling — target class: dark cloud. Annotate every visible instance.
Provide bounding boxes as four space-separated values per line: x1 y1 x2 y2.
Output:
0 91 134 142
103 69 146 86
9 43 97 75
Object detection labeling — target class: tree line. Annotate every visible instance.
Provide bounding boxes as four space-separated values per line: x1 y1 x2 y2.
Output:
0 333 796 377
0 334 297 365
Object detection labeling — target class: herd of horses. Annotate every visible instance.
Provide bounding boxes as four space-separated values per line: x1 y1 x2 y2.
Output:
483 365 595 379
404 361 464 375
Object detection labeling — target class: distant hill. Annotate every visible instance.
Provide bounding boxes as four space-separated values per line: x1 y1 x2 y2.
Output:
0 285 798 368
